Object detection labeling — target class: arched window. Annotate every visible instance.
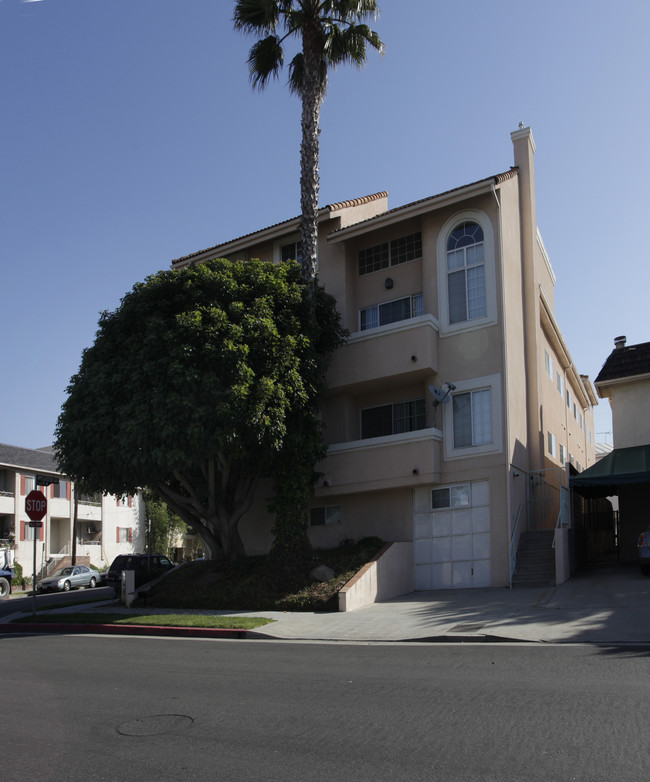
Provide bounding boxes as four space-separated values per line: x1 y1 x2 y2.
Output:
446 222 486 324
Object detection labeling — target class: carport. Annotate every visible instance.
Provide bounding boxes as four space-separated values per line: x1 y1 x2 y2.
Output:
571 445 650 563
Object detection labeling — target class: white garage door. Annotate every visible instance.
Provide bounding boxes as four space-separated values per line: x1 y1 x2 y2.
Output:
414 480 491 589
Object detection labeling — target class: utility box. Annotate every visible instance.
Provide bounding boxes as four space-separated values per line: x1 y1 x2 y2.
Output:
121 569 135 606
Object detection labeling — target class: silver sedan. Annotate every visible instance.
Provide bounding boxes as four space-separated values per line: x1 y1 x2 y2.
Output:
37 565 100 592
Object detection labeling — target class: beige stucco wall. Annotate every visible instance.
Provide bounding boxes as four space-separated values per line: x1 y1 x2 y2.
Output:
338 541 414 611
607 378 650 448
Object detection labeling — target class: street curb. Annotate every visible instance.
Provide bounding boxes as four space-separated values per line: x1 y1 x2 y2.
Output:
0 622 247 638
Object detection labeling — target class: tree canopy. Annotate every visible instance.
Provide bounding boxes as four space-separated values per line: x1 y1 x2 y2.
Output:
54 259 344 560
234 0 383 281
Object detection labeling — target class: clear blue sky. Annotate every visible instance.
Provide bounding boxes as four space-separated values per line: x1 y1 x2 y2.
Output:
2 0 649 449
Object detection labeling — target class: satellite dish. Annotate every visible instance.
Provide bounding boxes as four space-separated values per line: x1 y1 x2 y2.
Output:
429 383 455 405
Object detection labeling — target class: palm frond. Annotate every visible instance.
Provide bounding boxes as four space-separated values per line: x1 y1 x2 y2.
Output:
248 36 285 90
233 0 281 34
330 0 381 22
326 23 384 67
287 51 328 96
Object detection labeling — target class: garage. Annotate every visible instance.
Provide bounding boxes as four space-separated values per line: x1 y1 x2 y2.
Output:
571 445 650 564
413 480 491 589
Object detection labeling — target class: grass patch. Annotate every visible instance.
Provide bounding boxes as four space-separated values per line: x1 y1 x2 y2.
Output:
11 613 273 630
140 537 386 612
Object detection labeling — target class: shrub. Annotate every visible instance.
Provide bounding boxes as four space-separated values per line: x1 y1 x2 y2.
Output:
11 561 23 587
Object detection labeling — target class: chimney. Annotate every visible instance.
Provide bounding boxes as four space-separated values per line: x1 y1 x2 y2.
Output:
614 335 627 349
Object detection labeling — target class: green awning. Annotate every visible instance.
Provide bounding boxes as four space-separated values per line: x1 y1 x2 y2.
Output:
570 444 650 498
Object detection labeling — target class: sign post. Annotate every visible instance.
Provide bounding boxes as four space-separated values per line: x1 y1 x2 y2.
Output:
25 489 47 615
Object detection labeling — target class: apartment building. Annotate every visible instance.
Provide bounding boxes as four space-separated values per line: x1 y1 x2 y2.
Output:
0 442 144 579
173 126 597 590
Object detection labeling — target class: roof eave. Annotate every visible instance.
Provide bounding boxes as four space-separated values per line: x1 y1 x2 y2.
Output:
326 171 516 244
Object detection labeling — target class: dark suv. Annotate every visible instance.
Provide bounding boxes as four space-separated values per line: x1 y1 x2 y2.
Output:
101 554 175 590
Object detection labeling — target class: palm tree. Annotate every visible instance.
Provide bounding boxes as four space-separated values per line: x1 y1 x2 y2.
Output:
233 0 383 283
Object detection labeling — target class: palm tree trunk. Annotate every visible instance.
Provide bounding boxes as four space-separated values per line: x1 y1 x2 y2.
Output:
299 22 323 283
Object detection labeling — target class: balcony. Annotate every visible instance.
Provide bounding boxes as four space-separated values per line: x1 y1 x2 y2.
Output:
327 315 439 392
0 491 15 515
315 427 442 497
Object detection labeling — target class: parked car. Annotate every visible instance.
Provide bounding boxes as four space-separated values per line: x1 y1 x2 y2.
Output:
100 554 175 590
638 529 650 575
37 565 100 592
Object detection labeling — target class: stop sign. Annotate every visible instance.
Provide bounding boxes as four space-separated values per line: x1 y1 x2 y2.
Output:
25 489 47 521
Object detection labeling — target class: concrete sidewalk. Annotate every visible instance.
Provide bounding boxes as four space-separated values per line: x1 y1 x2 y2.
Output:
235 563 650 644
4 564 650 645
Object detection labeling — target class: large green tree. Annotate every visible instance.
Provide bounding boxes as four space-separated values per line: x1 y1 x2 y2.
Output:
54 259 343 561
234 0 383 282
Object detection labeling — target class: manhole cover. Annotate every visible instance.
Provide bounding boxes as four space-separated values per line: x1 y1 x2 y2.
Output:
117 714 194 736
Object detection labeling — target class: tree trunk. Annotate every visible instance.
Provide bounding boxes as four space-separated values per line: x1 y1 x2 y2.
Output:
299 23 324 283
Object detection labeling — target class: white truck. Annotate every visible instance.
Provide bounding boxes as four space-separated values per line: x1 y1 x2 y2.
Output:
0 547 14 599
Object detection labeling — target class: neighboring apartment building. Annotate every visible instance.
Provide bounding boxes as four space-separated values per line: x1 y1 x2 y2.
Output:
0 442 144 579
173 125 597 590
572 337 650 561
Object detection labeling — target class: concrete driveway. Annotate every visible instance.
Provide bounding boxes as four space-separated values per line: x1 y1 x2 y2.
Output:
245 562 650 644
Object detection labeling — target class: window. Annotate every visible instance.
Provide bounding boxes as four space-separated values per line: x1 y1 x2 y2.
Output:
361 399 426 439
21 520 42 541
579 413 584 431
359 294 423 331
559 443 566 464
566 389 572 409
281 240 302 264
547 431 556 458
431 484 470 510
53 480 68 499
22 475 35 494
310 506 341 526
358 232 422 275
443 374 501 459
544 350 554 380
556 371 563 396
117 527 132 544
446 222 486 324
452 389 491 448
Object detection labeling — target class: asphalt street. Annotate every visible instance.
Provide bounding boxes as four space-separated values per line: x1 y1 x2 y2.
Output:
3 635 648 781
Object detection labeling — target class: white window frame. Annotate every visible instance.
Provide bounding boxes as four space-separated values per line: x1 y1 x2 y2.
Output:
547 431 556 458
361 398 426 440
544 350 553 380
443 374 502 460
357 231 422 276
437 210 496 335
359 293 423 331
275 233 302 264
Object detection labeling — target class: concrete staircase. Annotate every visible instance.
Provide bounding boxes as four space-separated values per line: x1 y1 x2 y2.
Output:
511 530 556 588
